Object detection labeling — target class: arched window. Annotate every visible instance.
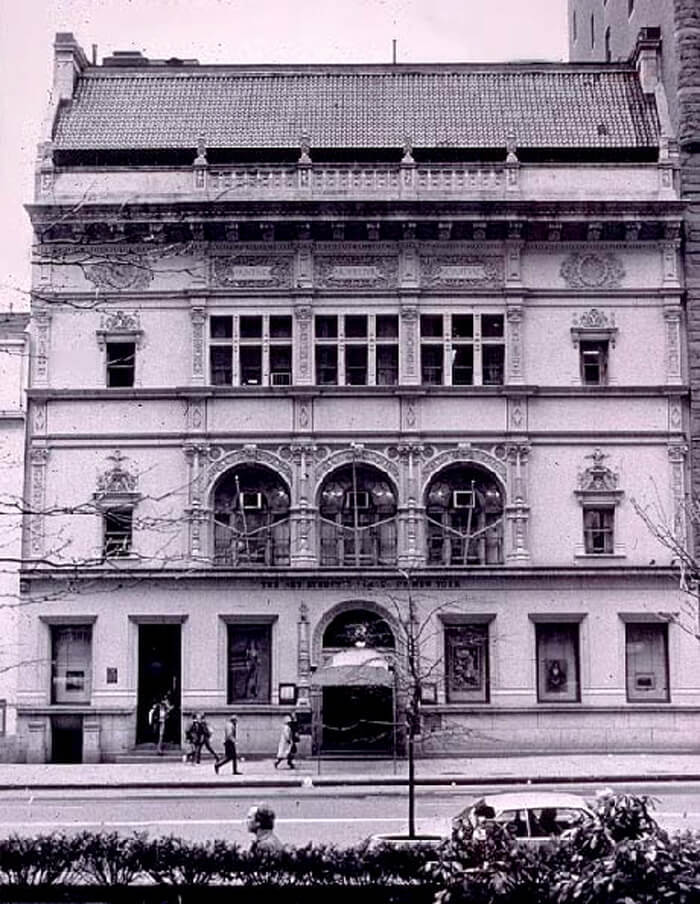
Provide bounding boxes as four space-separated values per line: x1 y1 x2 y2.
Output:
213 465 290 566
426 465 504 565
319 464 397 566
323 609 395 650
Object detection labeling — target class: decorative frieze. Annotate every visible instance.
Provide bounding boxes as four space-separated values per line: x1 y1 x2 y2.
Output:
96 310 144 349
212 255 292 289
84 256 153 291
421 255 504 288
315 255 398 290
560 252 625 289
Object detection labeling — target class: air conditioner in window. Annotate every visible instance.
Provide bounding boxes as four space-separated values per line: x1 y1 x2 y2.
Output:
241 491 264 510
345 491 370 510
271 371 291 385
453 490 475 509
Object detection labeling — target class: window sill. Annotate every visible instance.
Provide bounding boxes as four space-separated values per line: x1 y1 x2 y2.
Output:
574 547 626 561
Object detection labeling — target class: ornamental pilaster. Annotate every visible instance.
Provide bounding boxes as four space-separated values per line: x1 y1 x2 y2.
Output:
668 443 688 546
280 443 318 566
663 307 683 385
661 224 681 287
296 602 312 714
506 307 524 384
399 304 419 384
33 309 52 387
294 303 313 386
504 443 530 562
189 299 207 386
28 447 50 559
387 443 431 567
183 443 212 560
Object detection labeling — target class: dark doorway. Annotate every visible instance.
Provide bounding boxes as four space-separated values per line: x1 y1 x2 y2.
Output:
137 624 181 745
322 685 393 752
51 714 83 763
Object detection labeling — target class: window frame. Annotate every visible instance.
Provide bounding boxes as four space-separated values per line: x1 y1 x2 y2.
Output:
624 621 670 703
420 311 505 387
226 621 274 704
582 505 615 555
209 313 293 387
50 624 93 705
535 622 581 704
314 312 399 387
103 507 134 558
443 621 491 703
105 340 136 388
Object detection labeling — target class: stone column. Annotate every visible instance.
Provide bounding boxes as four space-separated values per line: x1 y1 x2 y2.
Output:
391 443 428 568
184 443 211 560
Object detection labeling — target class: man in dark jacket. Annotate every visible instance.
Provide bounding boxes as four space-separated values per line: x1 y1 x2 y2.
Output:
214 715 241 774
247 804 283 853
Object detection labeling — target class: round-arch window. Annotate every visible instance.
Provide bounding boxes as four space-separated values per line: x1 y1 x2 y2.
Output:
323 609 395 649
425 465 504 565
213 465 290 566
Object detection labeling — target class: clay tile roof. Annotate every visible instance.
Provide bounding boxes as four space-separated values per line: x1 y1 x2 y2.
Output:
53 65 659 151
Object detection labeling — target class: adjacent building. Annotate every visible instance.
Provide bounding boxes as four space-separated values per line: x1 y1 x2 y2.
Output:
16 31 698 762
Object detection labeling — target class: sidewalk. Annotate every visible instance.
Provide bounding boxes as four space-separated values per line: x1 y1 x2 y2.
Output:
1 752 699 791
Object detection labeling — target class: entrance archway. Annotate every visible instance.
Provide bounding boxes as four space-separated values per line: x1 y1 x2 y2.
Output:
314 607 396 754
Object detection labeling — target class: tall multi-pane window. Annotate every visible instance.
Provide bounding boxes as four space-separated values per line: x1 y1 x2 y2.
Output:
420 312 505 386
51 625 92 704
314 313 399 386
625 623 669 702
536 623 580 703
209 314 293 386
583 506 615 554
106 341 136 387
103 508 133 557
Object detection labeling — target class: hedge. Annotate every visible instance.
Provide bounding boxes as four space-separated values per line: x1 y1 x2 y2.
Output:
0 794 697 904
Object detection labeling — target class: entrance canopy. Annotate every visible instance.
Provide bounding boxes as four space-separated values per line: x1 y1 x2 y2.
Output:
313 647 394 687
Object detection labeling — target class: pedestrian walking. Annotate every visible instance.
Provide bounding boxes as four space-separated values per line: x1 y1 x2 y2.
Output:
214 715 241 774
149 694 173 755
247 804 283 853
273 714 298 769
195 712 218 762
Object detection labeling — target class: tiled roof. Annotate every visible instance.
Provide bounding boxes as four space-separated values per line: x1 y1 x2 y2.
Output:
53 65 659 151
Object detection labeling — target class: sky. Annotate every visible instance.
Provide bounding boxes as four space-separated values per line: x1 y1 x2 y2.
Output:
0 0 567 311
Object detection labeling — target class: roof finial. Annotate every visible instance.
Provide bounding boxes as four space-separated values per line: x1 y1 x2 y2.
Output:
401 136 414 164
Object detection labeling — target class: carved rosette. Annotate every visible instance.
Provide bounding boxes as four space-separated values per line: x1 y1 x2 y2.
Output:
420 256 504 289
560 253 625 289
315 256 398 290
28 447 50 557
85 258 153 291
212 255 292 289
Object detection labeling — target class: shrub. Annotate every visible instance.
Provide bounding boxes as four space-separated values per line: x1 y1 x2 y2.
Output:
0 833 81 885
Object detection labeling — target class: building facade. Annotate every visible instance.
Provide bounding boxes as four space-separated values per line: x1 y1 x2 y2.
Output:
0 311 29 761
17 32 699 762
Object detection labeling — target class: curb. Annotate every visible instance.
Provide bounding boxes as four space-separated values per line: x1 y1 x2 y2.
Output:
0 772 697 792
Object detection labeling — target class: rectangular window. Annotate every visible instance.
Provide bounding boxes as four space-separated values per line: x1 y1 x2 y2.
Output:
103 508 133 558
106 342 135 388
445 624 489 703
51 625 92 704
536 624 580 703
422 312 505 386
314 313 398 386
227 623 272 703
583 506 614 554
626 623 669 702
209 314 293 386
580 340 608 385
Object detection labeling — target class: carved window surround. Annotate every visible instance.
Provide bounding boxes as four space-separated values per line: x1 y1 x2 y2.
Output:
96 311 144 350
570 309 617 348
574 448 625 559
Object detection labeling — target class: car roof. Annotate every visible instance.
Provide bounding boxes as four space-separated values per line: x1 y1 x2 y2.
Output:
477 791 590 811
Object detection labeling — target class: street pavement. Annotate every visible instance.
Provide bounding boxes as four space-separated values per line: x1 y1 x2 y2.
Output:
1 751 699 790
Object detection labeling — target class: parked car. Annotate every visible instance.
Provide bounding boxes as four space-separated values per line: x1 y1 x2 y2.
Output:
455 791 593 843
